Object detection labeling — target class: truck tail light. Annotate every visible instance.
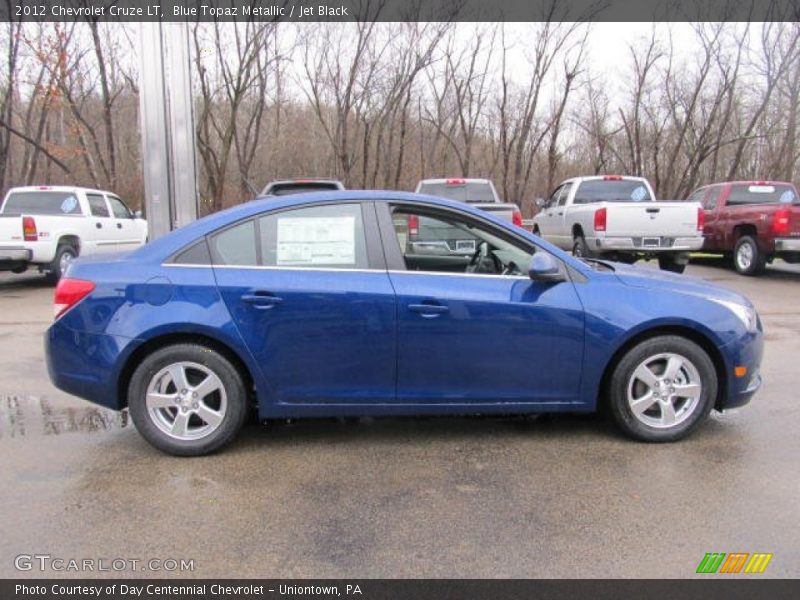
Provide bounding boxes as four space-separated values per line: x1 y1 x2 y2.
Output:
772 208 791 236
22 216 37 241
594 207 607 231
603 175 623 181
512 208 523 228
54 278 95 320
407 214 419 236
697 207 705 231
446 178 466 185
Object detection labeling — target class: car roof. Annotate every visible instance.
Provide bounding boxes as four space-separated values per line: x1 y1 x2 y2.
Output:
5 185 115 195
418 178 492 184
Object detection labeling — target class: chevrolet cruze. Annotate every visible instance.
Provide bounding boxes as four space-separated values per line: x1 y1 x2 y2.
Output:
45 191 763 455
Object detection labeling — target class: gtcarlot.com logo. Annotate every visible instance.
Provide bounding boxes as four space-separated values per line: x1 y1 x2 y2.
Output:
14 554 195 573
696 552 773 574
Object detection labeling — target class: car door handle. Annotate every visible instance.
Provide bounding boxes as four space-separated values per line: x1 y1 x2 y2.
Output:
96 222 102 229
556 211 563 215
241 292 283 309
117 223 122 229
408 303 449 317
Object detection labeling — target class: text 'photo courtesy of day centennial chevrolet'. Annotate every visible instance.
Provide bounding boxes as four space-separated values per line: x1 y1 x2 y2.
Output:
44 191 763 456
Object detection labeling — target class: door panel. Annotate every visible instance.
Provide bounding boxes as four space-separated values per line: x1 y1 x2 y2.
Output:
389 272 585 405
84 193 116 254
215 268 397 405
106 195 141 249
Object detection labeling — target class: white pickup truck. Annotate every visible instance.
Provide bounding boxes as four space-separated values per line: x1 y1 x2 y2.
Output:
532 176 704 273
0 186 148 281
416 178 523 226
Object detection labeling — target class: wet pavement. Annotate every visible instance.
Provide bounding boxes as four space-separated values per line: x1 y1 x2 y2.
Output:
1 260 799 579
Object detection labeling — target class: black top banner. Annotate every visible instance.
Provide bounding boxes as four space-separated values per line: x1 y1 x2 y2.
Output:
1 0 799 22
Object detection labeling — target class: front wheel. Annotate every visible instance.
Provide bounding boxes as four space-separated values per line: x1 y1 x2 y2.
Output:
128 343 248 456
733 235 766 276
608 335 717 442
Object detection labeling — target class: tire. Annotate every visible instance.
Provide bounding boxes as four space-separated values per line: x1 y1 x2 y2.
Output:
46 244 77 283
532 226 541 236
572 235 593 258
128 343 248 456
657 255 687 274
608 335 717 442
733 235 766 276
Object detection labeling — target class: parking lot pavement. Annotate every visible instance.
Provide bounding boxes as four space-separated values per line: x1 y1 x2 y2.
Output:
1 260 799 579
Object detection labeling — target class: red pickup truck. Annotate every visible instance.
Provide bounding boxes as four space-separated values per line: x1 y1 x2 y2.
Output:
686 180 800 275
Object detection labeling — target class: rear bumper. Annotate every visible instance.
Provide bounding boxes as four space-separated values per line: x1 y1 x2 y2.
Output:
593 236 704 252
45 320 136 411
774 238 800 252
0 247 32 270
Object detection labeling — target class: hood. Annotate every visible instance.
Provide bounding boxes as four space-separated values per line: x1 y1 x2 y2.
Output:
609 261 753 307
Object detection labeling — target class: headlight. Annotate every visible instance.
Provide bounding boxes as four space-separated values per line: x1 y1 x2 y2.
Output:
714 299 759 332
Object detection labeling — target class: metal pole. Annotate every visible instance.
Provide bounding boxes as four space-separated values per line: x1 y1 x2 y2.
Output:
137 22 199 240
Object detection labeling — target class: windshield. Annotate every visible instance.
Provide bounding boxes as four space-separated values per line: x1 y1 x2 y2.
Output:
574 180 653 204
418 182 496 203
1 191 83 216
727 184 797 205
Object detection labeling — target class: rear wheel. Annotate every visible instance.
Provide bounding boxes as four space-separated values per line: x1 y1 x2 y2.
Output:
658 255 687 274
608 335 717 442
46 244 77 283
733 235 765 276
572 235 593 258
128 343 248 456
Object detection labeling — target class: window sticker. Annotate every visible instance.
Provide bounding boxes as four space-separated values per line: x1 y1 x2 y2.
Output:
748 185 775 193
779 190 795 203
630 186 647 201
277 216 356 265
60 196 78 213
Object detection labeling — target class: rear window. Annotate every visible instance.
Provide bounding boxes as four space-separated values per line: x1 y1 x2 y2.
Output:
727 184 797 206
264 182 341 196
573 180 652 204
418 182 496 203
1 191 83 216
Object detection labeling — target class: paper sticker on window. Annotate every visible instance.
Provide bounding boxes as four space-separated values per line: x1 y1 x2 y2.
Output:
779 190 795 203
60 196 78 213
277 216 356 265
748 185 775 193
630 186 647 201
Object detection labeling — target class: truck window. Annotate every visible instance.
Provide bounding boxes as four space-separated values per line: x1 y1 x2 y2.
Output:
87 194 110 217
557 182 573 206
686 188 706 204
545 186 563 208
573 180 653 204
107 196 133 218
418 181 496 203
703 187 722 210
726 184 797 206
1 191 83 216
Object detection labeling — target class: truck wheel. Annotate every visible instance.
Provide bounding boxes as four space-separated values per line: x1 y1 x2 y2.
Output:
658 255 686 274
733 235 765 276
46 245 77 283
608 335 717 442
128 343 249 456
573 235 593 258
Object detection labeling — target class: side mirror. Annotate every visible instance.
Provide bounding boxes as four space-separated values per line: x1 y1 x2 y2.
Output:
528 253 565 283
133 210 143 219
535 197 546 208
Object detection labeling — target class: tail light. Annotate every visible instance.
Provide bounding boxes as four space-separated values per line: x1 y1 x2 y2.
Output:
603 175 623 181
407 214 419 237
512 208 523 228
446 178 466 185
22 216 37 241
594 207 607 231
54 278 95 320
697 207 705 231
772 208 791 236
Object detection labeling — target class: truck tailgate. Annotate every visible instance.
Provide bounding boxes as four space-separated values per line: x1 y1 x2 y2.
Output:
0 216 23 244
605 202 699 237
473 203 515 222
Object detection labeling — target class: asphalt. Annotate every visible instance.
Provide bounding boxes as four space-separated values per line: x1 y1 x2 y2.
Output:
1 258 799 579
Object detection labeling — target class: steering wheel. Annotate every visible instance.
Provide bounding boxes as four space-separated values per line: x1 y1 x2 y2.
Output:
466 241 503 274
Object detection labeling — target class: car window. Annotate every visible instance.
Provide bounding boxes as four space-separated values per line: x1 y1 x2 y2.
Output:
557 182 573 206
686 188 706 205
391 207 534 277
704 187 721 210
107 196 132 218
417 181 496 203
258 203 368 269
545 186 562 209
210 219 258 266
172 240 211 265
86 194 110 217
1 191 83 216
726 184 797 205
573 180 653 204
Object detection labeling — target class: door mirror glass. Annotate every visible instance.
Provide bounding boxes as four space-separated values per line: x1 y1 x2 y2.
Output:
134 210 143 219
528 253 564 282
535 197 546 208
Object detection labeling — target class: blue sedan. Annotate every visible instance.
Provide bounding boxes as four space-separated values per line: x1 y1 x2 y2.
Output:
45 191 763 455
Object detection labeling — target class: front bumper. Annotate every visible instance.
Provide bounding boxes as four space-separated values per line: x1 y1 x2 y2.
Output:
594 236 704 252
717 328 764 410
774 237 800 252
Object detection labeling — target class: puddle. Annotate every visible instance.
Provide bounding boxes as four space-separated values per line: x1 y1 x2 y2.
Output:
0 395 128 439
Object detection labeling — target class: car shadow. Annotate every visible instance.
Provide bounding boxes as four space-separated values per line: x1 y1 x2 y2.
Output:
690 256 800 282
0 271 52 291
